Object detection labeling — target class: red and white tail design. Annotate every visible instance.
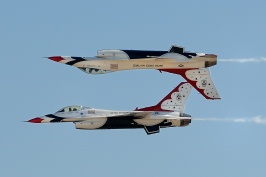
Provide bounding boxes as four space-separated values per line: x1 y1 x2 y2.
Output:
160 68 220 100
135 82 192 112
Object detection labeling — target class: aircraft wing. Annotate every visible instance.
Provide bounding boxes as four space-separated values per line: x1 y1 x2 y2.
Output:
61 112 150 122
106 112 150 119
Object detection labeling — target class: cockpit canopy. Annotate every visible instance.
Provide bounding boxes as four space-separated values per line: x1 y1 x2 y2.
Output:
56 105 83 113
56 105 92 113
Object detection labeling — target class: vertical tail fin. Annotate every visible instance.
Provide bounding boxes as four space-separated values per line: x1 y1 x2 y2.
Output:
160 68 220 99
182 69 220 99
135 82 192 112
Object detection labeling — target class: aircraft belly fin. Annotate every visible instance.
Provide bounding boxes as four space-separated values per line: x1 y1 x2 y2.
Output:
144 125 160 135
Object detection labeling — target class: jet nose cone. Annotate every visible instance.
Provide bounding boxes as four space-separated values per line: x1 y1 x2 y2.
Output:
48 56 64 62
27 117 44 123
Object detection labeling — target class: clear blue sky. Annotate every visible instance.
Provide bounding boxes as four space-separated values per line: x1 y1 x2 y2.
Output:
1 1 266 177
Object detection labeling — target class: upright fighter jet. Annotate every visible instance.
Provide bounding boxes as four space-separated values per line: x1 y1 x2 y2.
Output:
48 45 220 100
27 82 192 135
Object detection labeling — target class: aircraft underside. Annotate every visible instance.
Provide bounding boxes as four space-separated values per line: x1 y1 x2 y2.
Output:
75 117 191 135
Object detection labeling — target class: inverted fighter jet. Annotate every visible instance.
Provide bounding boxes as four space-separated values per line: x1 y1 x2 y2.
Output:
27 82 192 135
48 45 220 100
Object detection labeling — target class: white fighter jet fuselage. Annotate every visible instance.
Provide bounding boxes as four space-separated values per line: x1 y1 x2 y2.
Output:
49 46 217 74
48 45 220 100
27 82 192 135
